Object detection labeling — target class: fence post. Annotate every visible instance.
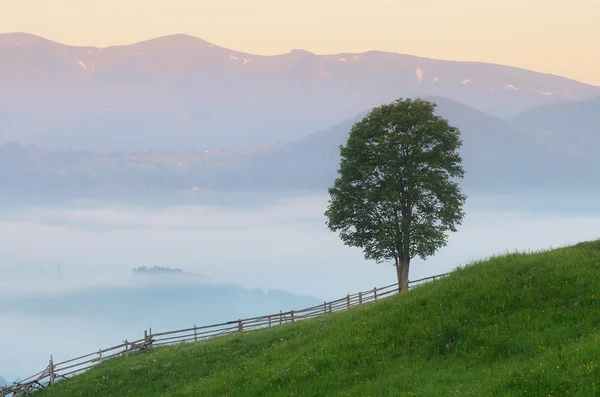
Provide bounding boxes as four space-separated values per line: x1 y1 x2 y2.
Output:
346 294 350 310
268 315 272 327
279 310 283 325
144 330 148 343
374 287 378 302
98 349 102 363
238 319 243 333
328 302 332 313
194 324 198 342
323 301 327 315
124 340 129 357
359 292 363 305
49 355 55 385
291 310 295 323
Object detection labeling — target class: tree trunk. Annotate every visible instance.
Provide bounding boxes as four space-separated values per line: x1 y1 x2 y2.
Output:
396 259 410 293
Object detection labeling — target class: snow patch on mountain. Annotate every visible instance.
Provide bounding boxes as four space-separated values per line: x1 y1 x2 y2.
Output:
243 57 251 65
461 79 471 85
77 61 87 69
432 77 439 83
537 91 554 96
415 67 423 83
337 57 348 63
505 84 518 90
230 55 238 60
353 56 360 61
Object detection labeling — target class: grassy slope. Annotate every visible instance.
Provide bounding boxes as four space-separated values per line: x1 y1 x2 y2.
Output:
40 241 600 396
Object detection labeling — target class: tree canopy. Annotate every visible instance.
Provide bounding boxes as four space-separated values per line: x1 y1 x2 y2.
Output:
325 98 466 292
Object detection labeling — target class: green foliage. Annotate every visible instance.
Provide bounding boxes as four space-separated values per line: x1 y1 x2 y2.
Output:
325 98 466 289
39 240 600 396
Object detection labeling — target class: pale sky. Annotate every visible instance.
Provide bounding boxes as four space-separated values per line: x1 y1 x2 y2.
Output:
1 0 599 85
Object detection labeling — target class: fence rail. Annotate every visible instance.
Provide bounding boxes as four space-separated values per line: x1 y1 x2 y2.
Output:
0 272 449 397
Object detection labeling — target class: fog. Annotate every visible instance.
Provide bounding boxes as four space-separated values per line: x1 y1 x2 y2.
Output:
1 189 600 383
2 190 599 298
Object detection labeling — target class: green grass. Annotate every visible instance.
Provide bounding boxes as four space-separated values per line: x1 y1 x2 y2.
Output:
39 240 600 396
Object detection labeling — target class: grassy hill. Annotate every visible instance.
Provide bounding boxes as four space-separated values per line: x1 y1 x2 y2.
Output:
38 240 600 396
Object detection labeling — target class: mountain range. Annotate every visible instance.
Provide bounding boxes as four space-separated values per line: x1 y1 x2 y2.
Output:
1 94 598 199
1 32 599 152
229 95 600 191
509 96 600 160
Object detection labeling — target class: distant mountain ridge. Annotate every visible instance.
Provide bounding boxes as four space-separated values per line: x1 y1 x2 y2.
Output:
1 32 599 152
230 96 580 190
509 96 600 159
1 96 597 197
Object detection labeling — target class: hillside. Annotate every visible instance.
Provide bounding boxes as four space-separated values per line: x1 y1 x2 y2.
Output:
2 94 597 200
232 96 578 190
510 96 600 161
37 240 600 396
1 33 600 151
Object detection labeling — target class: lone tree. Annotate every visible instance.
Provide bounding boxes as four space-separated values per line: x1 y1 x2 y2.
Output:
325 98 466 292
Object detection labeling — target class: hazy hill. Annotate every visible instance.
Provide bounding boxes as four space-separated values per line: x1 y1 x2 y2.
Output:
35 240 600 396
509 96 600 161
0 267 320 385
4 268 320 343
1 32 599 151
232 96 578 190
1 95 598 199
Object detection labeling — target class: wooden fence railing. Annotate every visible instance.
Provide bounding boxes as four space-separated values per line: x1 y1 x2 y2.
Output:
0 272 449 397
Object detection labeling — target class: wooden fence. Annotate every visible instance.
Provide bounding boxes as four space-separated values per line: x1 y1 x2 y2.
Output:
0 273 449 397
